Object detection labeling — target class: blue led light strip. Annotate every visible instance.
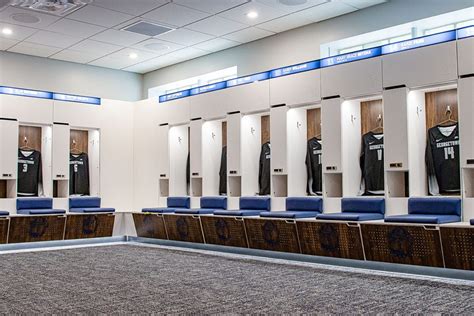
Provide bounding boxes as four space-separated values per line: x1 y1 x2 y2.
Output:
0 86 101 105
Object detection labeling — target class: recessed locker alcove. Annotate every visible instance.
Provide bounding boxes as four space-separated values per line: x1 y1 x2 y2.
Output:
299 107 321 197
201 119 225 196
169 124 189 196
0 118 19 199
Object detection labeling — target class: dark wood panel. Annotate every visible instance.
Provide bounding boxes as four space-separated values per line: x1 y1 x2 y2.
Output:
164 214 204 243
70 129 89 154
133 213 168 239
361 224 444 267
425 89 458 131
201 216 248 248
244 218 301 253
261 115 270 144
440 226 474 270
19 126 42 151
0 180 6 199
65 214 115 240
222 121 227 147
360 99 383 135
0 218 8 244
297 221 364 260
307 108 321 140
8 216 66 244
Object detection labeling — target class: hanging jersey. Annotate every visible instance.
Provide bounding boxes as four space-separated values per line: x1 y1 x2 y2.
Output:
70 153 90 196
18 149 42 197
305 137 322 195
219 146 227 195
258 142 271 195
360 132 384 195
426 124 460 195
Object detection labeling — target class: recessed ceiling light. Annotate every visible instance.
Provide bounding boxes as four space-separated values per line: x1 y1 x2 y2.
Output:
246 11 258 19
2 28 12 35
129 52 138 59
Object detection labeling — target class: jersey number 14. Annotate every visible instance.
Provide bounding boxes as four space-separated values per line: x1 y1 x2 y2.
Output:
444 147 455 160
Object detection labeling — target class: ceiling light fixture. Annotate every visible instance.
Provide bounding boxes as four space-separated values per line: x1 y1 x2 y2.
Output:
129 52 138 59
9 0 94 16
246 11 258 19
2 27 12 35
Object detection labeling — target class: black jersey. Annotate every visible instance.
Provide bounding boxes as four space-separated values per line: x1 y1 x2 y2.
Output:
360 132 384 195
18 149 42 197
305 137 322 195
219 146 227 195
70 153 90 196
258 142 271 195
426 124 460 195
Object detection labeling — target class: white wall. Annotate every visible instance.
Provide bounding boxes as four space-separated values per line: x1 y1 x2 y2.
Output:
143 0 473 95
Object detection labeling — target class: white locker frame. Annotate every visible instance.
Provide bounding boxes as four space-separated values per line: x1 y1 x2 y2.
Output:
457 37 474 77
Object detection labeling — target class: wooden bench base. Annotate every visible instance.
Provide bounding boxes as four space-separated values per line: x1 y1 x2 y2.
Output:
65 214 115 240
201 216 248 248
440 226 474 270
8 216 66 244
244 218 301 253
133 213 168 239
164 215 204 243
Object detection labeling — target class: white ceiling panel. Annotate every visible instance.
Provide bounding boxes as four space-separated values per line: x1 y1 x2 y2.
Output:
45 19 106 38
67 5 134 28
223 27 275 42
172 47 210 60
0 7 60 28
92 0 170 16
257 10 314 32
173 0 249 14
0 38 18 51
0 22 37 41
124 54 179 73
89 47 157 69
133 38 185 54
218 2 287 26
50 49 102 64
91 29 150 46
68 39 122 56
187 16 247 36
8 42 61 57
256 0 328 13
194 38 239 52
155 28 214 46
304 1 357 22
142 3 210 27
26 30 82 49
342 0 386 9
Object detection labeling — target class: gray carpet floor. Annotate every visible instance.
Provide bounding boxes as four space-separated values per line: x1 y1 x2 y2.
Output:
0 244 473 315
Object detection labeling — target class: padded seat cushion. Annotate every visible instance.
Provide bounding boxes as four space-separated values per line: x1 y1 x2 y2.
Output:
471 219 474 225
17 198 53 210
317 212 384 221
69 197 101 209
408 197 461 216
342 198 385 214
167 197 190 208
0 211 9 216
200 197 227 210
17 209 66 215
286 197 323 212
384 214 461 224
240 197 271 211
142 208 179 214
70 207 115 213
174 209 216 215
260 211 319 219
214 210 261 217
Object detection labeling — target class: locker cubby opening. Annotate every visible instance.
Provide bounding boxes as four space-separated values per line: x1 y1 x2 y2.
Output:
0 180 16 198
272 175 288 197
386 171 409 198
191 177 202 197
53 180 68 198
169 124 189 196
201 120 224 196
463 168 474 198
159 179 169 197
324 173 342 198
70 128 100 197
228 176 241 197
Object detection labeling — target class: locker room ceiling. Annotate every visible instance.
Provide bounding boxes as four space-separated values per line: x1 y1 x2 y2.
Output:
0 0 385 74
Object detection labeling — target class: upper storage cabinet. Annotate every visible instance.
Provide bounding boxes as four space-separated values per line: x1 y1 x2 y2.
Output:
54 101 101 128
227 81 270 114
189 89 230 120
270 70 321 106
321 57 382 98
159 98 190 125
457 37 474 76
382 41 458 88
1 94 53 124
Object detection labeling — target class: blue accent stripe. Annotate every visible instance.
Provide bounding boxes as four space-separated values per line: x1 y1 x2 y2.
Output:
457 25 474 39
270 60 320 78
320 47 382 68
53 93 101 105
0 86 101 105
381 30 456 55
190 81 227 96
226 72 270 87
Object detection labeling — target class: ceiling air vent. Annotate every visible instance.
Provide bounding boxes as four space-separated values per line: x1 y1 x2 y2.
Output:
122 21 174 37
9 0 93 16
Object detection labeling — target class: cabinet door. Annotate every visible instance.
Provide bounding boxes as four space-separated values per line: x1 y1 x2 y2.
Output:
227 113 241 176
459 77 474 168
52 124 70 180
270 70 321 106
0 119 19 179
321 98 342 172
190 119 203 177
270 106 287 174
457 37 474 77
157 125 170 178
383 87 409 171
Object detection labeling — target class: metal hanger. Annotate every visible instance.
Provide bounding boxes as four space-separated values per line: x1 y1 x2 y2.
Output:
70 139 82 155
438 105 457 126
19 136 34 151
371 114 384 133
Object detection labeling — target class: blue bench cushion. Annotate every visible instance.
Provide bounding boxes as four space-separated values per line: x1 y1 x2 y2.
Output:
0 211 9 216
342 198 385 214
17 209 66 215
174 209 216 215
201 197 227 210
69 197 101 209
471 219 474 225
384 214 461 224
408 197 461 216
70 207 115 213
142 208 178 214
168 197 190 208
260 211 319 219
240 197 271 211
214 210 261 217
17 198 53 210
286 197 323 212
317 212 384 221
